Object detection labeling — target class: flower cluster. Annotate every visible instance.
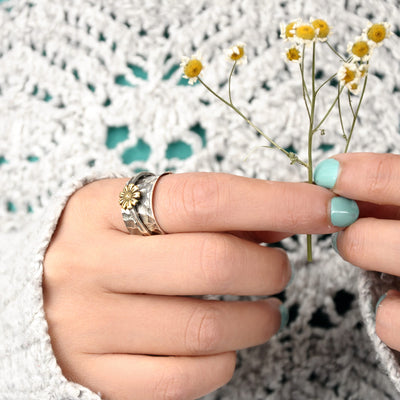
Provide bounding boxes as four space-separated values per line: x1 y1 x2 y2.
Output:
180 43 247 85
179 20 392 261
281 18 331 63
338 22 391 94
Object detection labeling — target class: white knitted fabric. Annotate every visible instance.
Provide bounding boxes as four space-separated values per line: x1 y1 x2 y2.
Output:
1 0 400 398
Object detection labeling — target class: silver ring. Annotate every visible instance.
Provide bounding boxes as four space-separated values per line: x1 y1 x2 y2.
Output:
119 172 171 235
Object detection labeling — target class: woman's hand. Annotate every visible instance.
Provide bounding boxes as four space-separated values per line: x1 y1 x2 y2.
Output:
43 172 345 400
314 153 400 353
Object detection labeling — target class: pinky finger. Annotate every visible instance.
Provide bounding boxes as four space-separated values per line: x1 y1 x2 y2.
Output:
376 290 400 352
71 352 236 400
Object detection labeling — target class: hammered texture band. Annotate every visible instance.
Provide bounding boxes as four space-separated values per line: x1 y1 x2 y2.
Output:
120 172 170 235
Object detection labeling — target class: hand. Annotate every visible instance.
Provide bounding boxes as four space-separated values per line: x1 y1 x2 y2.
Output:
314 153 400 352
43 172 341 400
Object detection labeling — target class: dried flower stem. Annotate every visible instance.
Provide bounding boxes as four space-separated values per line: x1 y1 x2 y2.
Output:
228 61 237 104
344 73 368 152
304 43 318 261
197 77 308 168
326 41 346 62
337 85 347 139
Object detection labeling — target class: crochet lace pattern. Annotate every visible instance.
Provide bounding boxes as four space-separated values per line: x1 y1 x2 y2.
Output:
1 0 400 399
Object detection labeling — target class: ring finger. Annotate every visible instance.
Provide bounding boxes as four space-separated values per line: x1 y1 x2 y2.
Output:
86 231 291 296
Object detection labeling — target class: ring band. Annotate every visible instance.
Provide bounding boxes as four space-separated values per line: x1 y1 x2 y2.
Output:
119 172 171 235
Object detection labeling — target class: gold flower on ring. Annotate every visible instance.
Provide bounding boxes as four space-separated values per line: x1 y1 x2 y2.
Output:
119 184 141 209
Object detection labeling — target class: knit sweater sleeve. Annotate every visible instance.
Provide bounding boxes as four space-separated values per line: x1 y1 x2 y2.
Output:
358 270 400 393
0 171 125 400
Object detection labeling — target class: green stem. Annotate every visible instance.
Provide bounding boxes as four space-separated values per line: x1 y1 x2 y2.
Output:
344 74 368 153
313 85 345 133
337 84 347 139
228 61 237 104
315 72 337 96
300 44 312 106
306 42 317 262
347 90 355 117
299 64 311 121
326 41 346 62
198 77 308 168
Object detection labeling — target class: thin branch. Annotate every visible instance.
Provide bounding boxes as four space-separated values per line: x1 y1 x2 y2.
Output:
228 61 236 105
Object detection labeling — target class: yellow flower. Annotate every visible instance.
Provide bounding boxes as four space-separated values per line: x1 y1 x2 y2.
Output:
347 36 374 61
338 62 362 94
294 23 316 45
285 46 302 63
364 22 391 46
280 19 301 41
225 42 247 65
180 52 204 85
311 18 330 41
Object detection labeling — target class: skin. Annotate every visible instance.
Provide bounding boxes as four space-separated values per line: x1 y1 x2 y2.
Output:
326 153 400 352
43 171 354 400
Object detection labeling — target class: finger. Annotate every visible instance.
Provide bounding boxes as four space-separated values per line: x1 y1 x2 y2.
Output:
375 290 400 352
91 173 354 234
358 200 400 220
333 218 400 275
229 230 292 244
77 294 283 356
314 153 400 206
71 352 236 400
89 231 291 296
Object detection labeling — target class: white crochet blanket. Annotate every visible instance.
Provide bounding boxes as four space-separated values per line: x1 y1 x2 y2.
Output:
1 0 400 399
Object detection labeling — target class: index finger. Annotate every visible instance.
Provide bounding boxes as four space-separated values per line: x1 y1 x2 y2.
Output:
104 173 357 234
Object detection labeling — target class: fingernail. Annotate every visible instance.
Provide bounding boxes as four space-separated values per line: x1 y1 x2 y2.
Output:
375 293 387 314
279 304 289 333
331 232 339 254
330 197 359 227
286 262 296 288
314 158 340 189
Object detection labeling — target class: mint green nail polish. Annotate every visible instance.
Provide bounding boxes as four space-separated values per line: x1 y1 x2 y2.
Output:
286 263 296 288
279 304 289 333
331 232 339 254
314 158 340 189
330 197 359 227
375 293 387 314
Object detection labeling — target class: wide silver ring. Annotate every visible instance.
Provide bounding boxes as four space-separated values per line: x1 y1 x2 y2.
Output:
119 172 171 235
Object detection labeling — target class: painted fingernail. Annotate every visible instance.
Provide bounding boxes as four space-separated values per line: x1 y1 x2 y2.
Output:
314 158 340 189
279 304 289 333
331 232 339 254
375 293 387 314
330 197 359 227
286 263 296 288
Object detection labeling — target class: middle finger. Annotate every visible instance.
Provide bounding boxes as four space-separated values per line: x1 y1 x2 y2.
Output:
87 231 291 296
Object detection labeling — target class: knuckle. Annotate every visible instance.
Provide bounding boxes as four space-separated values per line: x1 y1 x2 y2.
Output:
340 222 365 264
153 365 187 400
366 156 394 199
198 234 235 291
43 243 80 288
180 173 222 227
185 305 222 354
274 187 307 229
